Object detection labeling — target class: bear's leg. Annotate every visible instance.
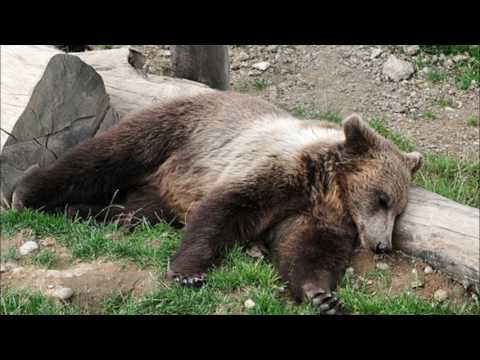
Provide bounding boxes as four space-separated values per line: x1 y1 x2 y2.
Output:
272 217 356 315
61 187 180 229
168 186 274 288
11 130 159 213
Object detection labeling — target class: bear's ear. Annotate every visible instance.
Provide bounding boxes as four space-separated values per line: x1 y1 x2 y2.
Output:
404 152 424 176
342 114 381 154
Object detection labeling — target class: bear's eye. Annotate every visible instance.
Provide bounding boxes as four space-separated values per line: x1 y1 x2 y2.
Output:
377 191 391 209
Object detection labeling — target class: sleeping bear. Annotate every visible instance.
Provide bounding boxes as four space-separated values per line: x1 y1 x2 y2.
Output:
11 91 423 314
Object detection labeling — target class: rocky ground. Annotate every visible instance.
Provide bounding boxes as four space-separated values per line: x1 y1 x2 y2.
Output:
142 45 479 161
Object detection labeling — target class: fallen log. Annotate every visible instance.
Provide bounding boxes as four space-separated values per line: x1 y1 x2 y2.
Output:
0 45 478 291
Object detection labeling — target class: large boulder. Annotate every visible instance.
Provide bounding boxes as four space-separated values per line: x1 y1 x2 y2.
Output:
0 54 119 207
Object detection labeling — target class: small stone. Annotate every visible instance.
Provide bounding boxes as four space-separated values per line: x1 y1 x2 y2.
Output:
18 241 39 256
346 267 355 276
49 287 74 301
424 266 433 274
252 61 271 72
371 48 383 59
0 264 7 273
47 285 54 289
404 45 420 56
382 55 415 82
411 280 424 289
376 262 390 271
433 289 448 302
367 280 374 285
244 299 256 309
453 54 468 63
444 107 455 112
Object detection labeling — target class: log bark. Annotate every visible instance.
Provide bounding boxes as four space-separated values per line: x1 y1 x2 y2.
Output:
0 45 478 291
394 186 479 292
172 45 230 90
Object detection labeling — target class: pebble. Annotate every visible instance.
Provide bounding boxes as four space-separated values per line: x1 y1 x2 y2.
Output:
433 289 448 302
252 61 271 72
244 299 256 309
18 241 39 256
346 267 355 276
424 266 433 274
0 264 7 273
376 262 390 271
49 287 74 301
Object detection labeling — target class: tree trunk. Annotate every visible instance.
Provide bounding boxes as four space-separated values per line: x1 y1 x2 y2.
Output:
172 45 230 90
0 45 478 292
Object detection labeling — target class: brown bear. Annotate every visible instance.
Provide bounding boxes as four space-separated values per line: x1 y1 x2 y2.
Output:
11 91 423 314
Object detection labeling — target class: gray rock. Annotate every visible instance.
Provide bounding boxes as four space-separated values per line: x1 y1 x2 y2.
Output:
346 267 355 276
252 61 271 72
433 289 448 302
0 54 119 207
404 45 420 56
382 55 415 82
49 287 74 301
376 262 390 271
424 266 433 274
453 54 469 63
19 241 39 256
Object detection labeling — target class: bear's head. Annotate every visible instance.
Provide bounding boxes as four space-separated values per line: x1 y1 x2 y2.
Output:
340 114 423 254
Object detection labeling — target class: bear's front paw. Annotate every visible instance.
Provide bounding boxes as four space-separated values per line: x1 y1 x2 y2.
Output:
167 270 206 288
311 290 346 315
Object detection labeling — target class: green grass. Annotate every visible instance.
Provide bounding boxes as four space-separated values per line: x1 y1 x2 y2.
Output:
435 96 456 109
466 116 479 127
369 117 416 152
419 45 480 90
30 249 58 269
0 289 81 315
369 117 479 208
253 78 272 91
426 67 447 83
293 104 343 124
421 111 437 120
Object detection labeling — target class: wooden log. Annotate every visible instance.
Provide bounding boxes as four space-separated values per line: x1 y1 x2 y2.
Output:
394 186 479 292
0 45 478 291
172 45 230 90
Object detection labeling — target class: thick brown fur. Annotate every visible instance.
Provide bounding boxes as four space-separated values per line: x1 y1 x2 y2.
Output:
12 91 422 314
